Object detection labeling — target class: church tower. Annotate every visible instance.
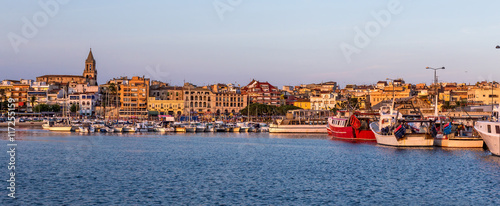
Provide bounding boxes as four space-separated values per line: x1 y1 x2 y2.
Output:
83 48 98 86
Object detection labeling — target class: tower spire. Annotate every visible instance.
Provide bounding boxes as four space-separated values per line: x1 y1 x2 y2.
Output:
86 48 95 63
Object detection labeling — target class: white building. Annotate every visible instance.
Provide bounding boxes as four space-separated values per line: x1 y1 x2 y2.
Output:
310 93 338 110
68 93 98 116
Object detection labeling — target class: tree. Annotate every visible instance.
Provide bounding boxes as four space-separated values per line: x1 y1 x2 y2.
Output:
30 96 36 108
109 83 117 107
50 104 61 113
70 104 79 113
34 104 51 113
240 103 302 116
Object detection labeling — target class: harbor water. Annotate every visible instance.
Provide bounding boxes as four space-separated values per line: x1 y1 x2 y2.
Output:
1 128 500 205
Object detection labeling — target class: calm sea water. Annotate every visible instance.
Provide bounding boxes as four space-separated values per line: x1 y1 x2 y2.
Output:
1 127 499 205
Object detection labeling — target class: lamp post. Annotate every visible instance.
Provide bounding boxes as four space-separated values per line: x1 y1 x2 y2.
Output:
426 67 445 117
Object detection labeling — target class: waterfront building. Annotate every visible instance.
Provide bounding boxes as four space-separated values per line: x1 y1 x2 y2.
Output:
293 98 311 110
213 91 247 115
183 83 213 114
68 93 98 116
36 49 98 86
119 76 150 119
467 83 500 105
149 85 184 101
369 80 413 106
11 83 29 112
147 97 184 116
241 80 280 106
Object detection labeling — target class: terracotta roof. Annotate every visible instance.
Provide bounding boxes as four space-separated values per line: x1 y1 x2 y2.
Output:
37 75 84 78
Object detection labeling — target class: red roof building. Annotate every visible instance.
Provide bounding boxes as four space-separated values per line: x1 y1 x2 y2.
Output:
241 80 281 106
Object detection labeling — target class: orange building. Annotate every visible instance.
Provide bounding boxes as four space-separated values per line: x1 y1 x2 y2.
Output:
119 76 150 119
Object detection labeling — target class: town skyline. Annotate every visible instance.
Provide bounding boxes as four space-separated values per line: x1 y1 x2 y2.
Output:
2 1 500 87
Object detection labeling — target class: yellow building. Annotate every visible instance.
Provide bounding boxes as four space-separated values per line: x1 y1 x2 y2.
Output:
468 87 500 105
294 99 311 110
147 97 184 116
119 76 150 119
370 86 411 106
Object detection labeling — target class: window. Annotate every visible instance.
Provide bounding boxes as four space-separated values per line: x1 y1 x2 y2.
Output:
496 125 500 134
488 125 492 133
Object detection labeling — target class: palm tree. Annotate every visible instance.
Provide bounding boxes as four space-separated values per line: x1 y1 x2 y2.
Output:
109 83 117 107
30 96 36 111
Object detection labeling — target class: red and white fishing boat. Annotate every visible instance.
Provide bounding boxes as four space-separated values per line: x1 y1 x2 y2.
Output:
327 112 378 141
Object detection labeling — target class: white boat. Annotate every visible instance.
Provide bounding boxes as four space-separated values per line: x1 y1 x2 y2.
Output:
196 123 206 132
370 106 434 147
78 126 89 133
259 123 269 132
155 127 174 132
269 110 331 133
185 123 196 133
237 122 249 132
206 123 215 132
122 125 136 132
113 126 123 132
100 127 114 133
474 106 500 156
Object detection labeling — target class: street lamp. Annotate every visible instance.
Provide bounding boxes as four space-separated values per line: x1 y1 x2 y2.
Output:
426 67 445 116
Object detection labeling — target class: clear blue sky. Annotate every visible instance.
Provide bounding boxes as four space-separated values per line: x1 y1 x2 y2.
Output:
1 0 500 87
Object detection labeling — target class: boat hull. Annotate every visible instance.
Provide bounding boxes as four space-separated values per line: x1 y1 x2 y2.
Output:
269 124 326 133
475 122 500 156
122 127 136 132
48 126 73 132
327 124 376 140
370 122 434 147
434 136 484 148
175 127 186 132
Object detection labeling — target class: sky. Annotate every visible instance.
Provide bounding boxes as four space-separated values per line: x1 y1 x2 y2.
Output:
1 0 500 88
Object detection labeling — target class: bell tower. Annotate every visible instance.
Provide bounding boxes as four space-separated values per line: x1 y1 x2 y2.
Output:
83 48 97 86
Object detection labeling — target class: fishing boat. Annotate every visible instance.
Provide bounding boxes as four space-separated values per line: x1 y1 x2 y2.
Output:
474 105 500 156
434 119 484 148
370 106 435 147
327 112 378 141
44 119 73 132
269 110 331 133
